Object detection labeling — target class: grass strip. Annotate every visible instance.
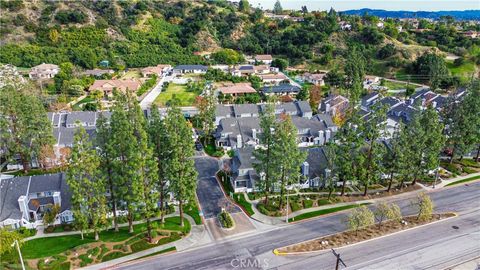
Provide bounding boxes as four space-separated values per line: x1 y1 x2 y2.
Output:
445 175 480 187
233 193 255 216
289 203 371 222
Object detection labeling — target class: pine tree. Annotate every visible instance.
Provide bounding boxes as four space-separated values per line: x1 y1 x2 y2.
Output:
109 93 142 233
197 89 216 144
273 0 283 15
96 113 120 231
344 48 366 104
357 105 387 196
252 102 277 204
148 105 170 223
272 115 307 207
418 106 445 184
67 127 107 240
164 106 198 227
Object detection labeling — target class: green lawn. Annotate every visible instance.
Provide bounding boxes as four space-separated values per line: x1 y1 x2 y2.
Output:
121 70 142 79
288 203 371 222
447 60 476 78
21 217 190 259
445 175 480 187
154 83 198 107
382 80 410 90
233 193 255 216
183 202 202 225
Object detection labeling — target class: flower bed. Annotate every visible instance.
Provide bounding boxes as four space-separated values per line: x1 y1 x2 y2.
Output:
276 213 455 254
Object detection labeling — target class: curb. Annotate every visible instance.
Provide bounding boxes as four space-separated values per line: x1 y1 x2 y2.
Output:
273 212 458 256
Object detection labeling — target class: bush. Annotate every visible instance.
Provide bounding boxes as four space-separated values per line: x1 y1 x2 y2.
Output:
87 247 100 256
441 162 461 175
218 211 234 228
303 200 313 208
101 251 126 262
463 167 476 174
458 159 480 168
289 201 302 212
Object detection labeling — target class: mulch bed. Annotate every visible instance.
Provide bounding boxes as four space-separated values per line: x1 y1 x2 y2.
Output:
277 213 455 253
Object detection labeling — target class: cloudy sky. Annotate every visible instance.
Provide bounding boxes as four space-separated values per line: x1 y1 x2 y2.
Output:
248 0 480 11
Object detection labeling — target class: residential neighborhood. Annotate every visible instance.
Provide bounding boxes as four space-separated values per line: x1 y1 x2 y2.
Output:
0 0 479 270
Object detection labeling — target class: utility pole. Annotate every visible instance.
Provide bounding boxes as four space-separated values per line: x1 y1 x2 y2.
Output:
12 239 25 270
331 249 346 270
285 190 289 223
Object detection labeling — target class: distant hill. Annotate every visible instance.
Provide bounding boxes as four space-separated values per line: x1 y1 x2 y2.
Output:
341 9 480 20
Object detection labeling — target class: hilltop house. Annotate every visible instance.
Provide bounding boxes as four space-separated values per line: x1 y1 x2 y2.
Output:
216 82 257 97
173 65 208 74
0 173 73 229
319 94 350 117
141 64 172 77
89 79 141 97
29 63 60 80
261 84 301 96
302 73 326 86
258 73 288 84
254 54 273 65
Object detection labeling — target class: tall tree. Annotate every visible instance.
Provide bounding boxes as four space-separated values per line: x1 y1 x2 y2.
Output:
344 48 366 104
357 105 387 196
67 127 107 240
273 0 283 15
109 93 142 233
148 105 170 223
271 115 307 207
164 106 198 227
95 113 120 231
239 0 250 13
253 102 277 204
0 86 54 172
196 88 216 143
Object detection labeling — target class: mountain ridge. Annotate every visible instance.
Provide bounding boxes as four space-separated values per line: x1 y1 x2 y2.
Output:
341 8 480 20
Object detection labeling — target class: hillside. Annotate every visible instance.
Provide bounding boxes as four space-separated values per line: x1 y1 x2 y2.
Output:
342 9 480 20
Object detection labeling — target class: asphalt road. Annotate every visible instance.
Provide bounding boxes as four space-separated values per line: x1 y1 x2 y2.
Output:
117 182 480 270
194 157 240 219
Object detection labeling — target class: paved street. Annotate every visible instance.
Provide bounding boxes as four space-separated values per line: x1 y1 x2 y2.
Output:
139 75 172 109
115 181 480 270
194 157 240 219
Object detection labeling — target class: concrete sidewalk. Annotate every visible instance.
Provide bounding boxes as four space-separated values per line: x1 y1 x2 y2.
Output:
419 172 480 190
81 214 210 270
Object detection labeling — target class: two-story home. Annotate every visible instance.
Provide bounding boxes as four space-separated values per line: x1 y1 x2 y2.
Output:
29 63 60 80
0 173 73 229
319 94 350 117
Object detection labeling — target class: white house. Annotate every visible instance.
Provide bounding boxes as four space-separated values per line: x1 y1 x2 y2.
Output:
29 63 60 80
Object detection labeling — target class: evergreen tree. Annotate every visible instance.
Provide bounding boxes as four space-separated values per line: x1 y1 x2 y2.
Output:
109 93 142 233
253 102 277 203
148 105 170 223
197 89 216 143
67 127 107 240
344 48 366 104
96 113 120 231
418 106 445 184
272 115 307 207
273 0 283 15
0 86 54 172
239 0 250 13
164 106 198 227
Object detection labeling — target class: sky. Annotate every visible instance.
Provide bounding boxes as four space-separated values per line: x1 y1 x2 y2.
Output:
247 0 480 11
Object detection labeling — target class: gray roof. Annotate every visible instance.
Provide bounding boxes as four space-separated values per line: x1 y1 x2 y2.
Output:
296 100 312 115
0 176 29 221
233 104 259 116
261 84 301 94
232 147 256 171
239 65 254 71
303 147 329 179
65 111 97 126
0 173 72 222
378 97 401 110
410 88 431 100
216 104 233 118
174 65 208 71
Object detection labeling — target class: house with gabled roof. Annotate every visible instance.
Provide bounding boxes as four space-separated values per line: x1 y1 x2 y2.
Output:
29 63 60 80
89 79 141 97
0 173 73 229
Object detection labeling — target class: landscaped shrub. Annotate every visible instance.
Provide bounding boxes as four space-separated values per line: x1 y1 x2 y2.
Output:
87 247 100 257
78 254 93 267
157 232 181 245
113 244 123 250
101 251 126 262
218 211 234 228
441 162 461 175
463 167 476 174
303 200 314 208
290 201 302 212
37 255 68 270
458 159 480 168
130 239 152 253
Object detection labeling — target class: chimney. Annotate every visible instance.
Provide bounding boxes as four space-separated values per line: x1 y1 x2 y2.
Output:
432 101 437 108
53 191 61 206
252 128 257 140
318 130 325 145
236 134 242 148
302 162 309 177
18 196 29 220
325 130 331 141
325 103 331 113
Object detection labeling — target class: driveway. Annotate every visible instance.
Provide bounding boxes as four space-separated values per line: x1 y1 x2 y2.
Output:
139 75 172 109
194 157 240 220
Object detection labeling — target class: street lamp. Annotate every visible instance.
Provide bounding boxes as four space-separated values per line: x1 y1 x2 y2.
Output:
11 239 25 270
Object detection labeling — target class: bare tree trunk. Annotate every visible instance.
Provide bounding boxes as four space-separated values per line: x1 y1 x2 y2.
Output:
81 231 84 240
278 170 286 208
160 186 165 223
363 184 368 197
399 177 405 190
179 200 184 227
128 210 134 233
328 189 333 201
450 147 456 163
21 154 30 173
475 145 480 162
94 230 99 241
340 175 347 196
146 218 152 243
387 171 394 192
107 167 119 232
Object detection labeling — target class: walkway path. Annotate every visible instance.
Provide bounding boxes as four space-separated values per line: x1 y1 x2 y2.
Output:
419 172 480 190
81 214 209 270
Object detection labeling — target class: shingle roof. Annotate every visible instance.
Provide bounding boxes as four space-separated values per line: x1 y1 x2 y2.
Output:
0 176 29 222
261 84 301 94
174 65 208 71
